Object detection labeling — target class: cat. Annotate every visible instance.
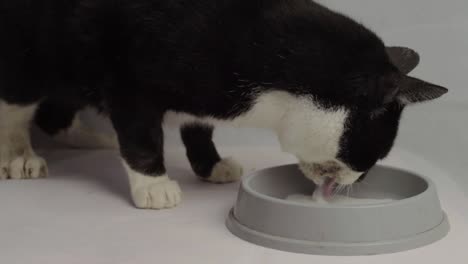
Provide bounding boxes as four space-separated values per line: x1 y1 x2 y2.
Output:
0 0 447 209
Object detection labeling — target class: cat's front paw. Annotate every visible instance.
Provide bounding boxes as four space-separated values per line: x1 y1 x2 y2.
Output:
131 176 182 209
0 154 48 180
205 158 243 183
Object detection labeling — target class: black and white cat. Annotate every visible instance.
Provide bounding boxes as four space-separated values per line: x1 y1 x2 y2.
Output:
0 0 447 209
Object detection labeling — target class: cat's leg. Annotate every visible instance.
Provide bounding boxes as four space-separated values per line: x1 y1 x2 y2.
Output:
181 123 243 183
111 109 181 209
0 100 47 179
35 100 118 149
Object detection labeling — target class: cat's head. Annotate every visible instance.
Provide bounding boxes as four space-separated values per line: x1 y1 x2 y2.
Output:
236 1 448 187
274 46 447 188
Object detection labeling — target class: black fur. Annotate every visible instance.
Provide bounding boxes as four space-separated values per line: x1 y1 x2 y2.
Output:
181 124 221 178
34 99 84 135
339 102 403 172
0 0 447 182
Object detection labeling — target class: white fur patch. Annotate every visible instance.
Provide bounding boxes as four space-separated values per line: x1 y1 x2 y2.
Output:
121 160 182 209
274 94 348 162
54 115 119 149
0 100 48 179
205 157 243 183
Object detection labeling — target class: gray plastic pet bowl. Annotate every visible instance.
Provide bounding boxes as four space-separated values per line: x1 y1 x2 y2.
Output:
226 165 449 256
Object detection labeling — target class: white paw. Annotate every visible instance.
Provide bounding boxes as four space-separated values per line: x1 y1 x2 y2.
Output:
205 158 243 183
131 176 182 209
121 161 182 209
0 154 48 180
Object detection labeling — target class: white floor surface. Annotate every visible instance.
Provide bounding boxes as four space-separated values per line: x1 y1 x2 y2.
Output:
0 147 467 264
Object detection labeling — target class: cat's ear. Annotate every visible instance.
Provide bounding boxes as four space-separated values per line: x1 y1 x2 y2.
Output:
386 47 420 74
386 47 448 104
397 76 448 104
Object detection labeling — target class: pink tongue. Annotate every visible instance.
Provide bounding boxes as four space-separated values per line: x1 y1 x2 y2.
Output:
322 178 336 198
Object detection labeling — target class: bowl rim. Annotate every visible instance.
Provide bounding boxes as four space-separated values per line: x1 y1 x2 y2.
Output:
241 164 435 209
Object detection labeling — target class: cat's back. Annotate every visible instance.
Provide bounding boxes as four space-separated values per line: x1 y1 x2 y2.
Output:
0 0 77 95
